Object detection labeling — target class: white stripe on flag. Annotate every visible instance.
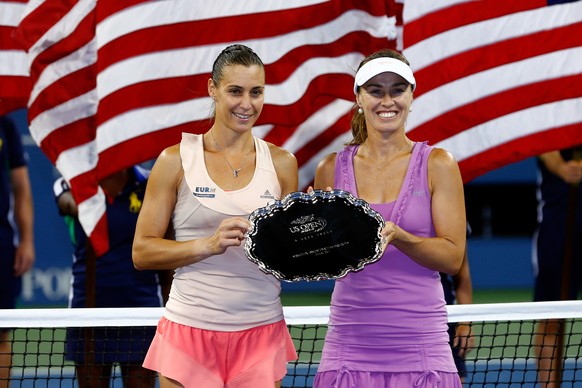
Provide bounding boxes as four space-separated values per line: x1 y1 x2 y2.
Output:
407 47 582 131
436 97 582 162
405 2 582 71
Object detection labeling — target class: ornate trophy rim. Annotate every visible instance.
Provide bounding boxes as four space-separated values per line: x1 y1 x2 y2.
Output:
244 189 386 282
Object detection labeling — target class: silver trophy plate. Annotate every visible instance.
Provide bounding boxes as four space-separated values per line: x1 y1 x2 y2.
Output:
244 189 385 282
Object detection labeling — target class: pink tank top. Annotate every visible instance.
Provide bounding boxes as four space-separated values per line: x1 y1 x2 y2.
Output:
329 142 449 346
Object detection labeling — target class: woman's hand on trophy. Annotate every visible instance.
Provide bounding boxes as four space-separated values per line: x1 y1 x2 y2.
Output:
380 221 398 252
207 217 252 255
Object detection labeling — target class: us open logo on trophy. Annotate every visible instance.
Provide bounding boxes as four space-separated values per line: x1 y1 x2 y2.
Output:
289 215 327 235
244 190 386 282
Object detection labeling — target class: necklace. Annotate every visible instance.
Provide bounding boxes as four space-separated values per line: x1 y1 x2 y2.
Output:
210 130 252 178
364 142 411 170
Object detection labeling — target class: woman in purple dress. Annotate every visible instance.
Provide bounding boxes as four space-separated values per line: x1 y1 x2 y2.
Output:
313 49 466 387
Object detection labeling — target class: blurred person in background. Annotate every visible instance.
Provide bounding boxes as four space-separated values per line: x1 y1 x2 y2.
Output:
0 115 35 388
54 166 170 388
532 146 582 388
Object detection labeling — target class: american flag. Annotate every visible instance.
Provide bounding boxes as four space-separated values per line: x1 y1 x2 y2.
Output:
403 0 582 182
3 0 582 255
9 0 399 255
0 0 29 115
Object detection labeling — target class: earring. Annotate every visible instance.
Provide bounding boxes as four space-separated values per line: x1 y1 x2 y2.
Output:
358 107 363 114
409 105 413 113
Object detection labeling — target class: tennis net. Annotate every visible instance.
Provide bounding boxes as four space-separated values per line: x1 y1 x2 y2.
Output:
1 301 581 387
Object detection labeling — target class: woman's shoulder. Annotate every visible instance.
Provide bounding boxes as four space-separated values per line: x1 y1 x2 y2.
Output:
160 143 181 159
427 146 458 167
315 152 338 178
265 140 297 167
151 143 182 175
427 146 462 186
319 152 338 166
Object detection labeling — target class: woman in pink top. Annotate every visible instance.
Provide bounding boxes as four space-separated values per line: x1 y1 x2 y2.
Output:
313 49 466 387
132 45 298 388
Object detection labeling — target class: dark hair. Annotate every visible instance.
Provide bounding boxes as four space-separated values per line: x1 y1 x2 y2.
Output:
349 49 411 145
211 44 264 87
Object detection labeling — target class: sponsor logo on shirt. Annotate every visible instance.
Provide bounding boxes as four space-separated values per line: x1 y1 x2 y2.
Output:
412 190 425 196
193 186 216 198
260 190 275 200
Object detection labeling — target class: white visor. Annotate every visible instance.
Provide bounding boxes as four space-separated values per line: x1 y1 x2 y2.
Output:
353 57 416 94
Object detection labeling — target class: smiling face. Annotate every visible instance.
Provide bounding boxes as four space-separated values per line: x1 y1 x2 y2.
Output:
208 64 265 133
357 71 413 135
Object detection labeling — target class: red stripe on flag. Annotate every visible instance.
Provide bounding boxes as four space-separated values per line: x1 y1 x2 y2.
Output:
98 1 390 72
1 2 30 113
12 0 81 51
404 0 546 48
39 117 96 163
68 167 100 210
0 26 21 49
294 114 351 167
263 33 390 84
96 75 205 127
90 215 110 257
28 67 96 124
403 0 582 182
0 76 29 115
260 74 355 126
97 31 388 130
408 73 582 145
98 123 194 179
414 22 582 97
459 122 582 183
261 95 342 146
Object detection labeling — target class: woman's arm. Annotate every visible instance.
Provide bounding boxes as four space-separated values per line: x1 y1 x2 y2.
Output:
452 250 475 356
539 150 582 184
132 145 250 270
383 148 466 275
454 250 473 305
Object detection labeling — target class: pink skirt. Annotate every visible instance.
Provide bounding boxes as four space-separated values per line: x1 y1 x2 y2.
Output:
143 317 297 388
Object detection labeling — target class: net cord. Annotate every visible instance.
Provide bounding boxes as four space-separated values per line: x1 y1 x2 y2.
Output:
1 301 581 328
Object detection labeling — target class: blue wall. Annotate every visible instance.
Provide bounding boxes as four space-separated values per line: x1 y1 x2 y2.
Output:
8 108 538 307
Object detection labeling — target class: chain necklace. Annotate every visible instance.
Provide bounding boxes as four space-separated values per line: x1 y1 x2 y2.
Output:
210 130 252 178
363 142 411 170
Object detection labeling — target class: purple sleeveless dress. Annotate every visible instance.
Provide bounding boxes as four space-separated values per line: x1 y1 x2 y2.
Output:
313 142 462 388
